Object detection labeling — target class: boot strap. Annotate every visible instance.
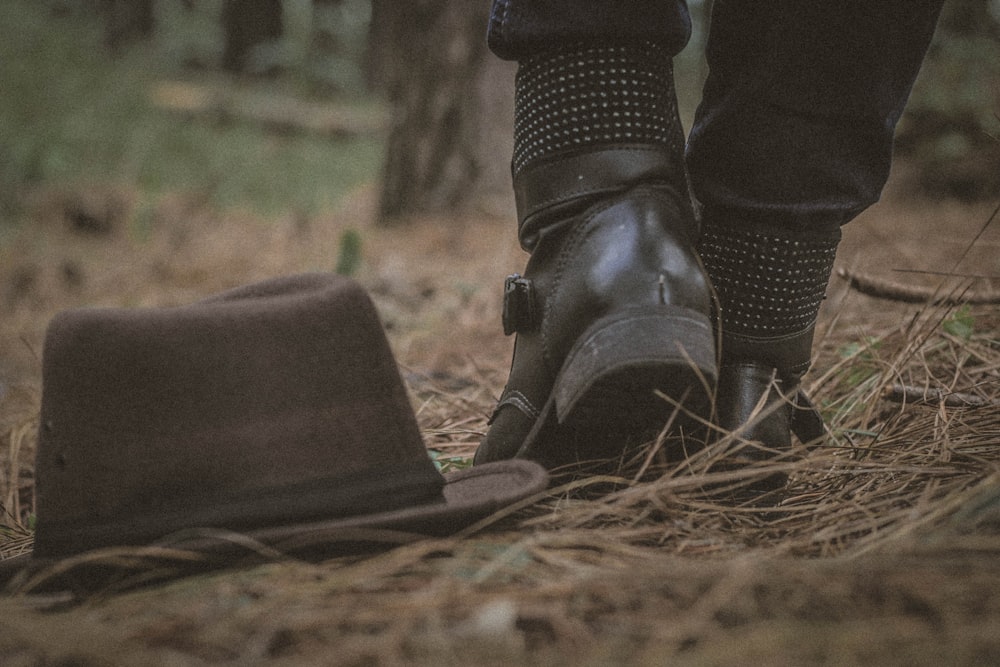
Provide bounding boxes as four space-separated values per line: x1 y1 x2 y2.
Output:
502 274 537 335
721 326 816 384
721 327 829 443
514 146 683 249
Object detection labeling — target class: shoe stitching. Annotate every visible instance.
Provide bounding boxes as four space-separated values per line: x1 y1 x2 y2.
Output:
495 390 542 422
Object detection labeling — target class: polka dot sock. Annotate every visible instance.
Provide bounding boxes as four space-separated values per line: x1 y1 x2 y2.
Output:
697 221 841 379
512 41 684 176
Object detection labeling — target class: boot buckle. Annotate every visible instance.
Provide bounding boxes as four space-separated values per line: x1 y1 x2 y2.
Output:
502 274 537 335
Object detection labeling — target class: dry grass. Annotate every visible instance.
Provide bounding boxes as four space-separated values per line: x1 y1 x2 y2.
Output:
1 180 999 664
408 301 1000 563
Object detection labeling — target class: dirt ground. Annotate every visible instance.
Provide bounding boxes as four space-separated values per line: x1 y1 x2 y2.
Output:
1 163 999 665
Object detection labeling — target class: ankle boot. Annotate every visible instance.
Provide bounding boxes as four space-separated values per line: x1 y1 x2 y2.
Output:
475 43 717 469
698 220 840 463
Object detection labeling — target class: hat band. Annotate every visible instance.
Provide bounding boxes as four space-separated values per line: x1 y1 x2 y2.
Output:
33 460 446 557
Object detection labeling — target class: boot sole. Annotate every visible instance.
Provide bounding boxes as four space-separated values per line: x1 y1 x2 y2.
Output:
517 305 717 469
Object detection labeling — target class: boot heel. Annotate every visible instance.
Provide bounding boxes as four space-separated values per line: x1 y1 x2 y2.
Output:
533 305 716 463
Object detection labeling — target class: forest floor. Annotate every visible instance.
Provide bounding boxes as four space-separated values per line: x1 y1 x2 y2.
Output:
1 162 1000 665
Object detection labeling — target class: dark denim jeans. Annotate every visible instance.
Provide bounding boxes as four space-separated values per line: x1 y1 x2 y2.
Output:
488 0 945 230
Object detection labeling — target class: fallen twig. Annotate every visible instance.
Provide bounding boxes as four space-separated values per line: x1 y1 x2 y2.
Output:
836 268 1000 305
881 384 999 408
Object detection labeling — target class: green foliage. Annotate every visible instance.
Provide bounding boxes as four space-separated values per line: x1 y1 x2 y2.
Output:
428 449 473 473
297 0 372 95
837 337 883 390
0 0 384 222
334 228 363 276
814 336 887 435
942 305 976 340
896 0 1000 199
0 3 102 217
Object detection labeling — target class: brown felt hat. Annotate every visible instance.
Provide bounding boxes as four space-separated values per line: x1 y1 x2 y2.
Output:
1 273 547 589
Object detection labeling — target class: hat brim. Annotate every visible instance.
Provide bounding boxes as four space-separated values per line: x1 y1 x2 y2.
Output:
0 460 548 592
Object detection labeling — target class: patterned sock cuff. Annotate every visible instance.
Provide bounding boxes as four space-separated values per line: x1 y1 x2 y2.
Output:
698 222 841 341
513 42 683 176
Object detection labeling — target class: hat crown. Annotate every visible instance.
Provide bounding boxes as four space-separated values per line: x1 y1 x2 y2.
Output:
33 274 439 556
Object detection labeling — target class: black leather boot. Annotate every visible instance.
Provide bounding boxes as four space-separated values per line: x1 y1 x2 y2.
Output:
698 220 840 475
475 43 717 469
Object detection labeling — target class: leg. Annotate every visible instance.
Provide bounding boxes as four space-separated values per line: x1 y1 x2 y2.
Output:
486 0 692 61
687 1 946 456
476 1 716 469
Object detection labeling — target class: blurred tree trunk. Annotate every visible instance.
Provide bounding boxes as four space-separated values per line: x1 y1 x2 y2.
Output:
894 0 1000 200
307 0 364 94
364 0 398 93
221 0 284 74
101 0 155 56
307 0 341 93
373 0 516 223
309 0 346 65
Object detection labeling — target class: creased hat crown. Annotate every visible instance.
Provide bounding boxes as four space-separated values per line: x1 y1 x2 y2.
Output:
33 273 440 556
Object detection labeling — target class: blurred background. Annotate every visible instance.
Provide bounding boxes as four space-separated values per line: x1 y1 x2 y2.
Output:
0 0 998 236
